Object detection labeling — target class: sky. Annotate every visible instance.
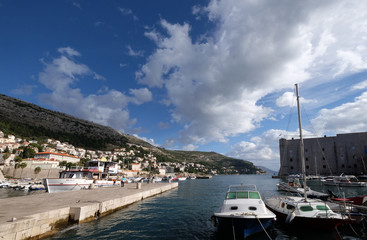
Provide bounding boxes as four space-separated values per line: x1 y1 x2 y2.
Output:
1 0 367 171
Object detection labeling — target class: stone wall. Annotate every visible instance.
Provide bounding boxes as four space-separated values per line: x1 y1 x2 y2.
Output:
2 166 60 179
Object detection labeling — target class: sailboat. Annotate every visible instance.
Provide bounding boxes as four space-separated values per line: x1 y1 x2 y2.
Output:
265 84 350 230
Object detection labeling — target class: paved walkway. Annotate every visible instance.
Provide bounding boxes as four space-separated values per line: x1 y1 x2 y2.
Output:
0 182 177 225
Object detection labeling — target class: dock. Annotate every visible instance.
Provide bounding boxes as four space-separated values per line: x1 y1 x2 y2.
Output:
0 182 178 240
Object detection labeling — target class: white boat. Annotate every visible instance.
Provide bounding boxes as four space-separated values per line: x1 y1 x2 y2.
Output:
212 184 276 239
152 176 162 182
43 169 95 193
266 84 350 230
44 160 121 193
323 174 367 187
177 176 187 181
277 177 328 200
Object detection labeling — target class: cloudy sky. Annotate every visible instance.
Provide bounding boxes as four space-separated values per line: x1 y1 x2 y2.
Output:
1 0 367 171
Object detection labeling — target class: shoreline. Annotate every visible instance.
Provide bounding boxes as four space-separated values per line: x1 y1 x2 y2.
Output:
0 182 178 240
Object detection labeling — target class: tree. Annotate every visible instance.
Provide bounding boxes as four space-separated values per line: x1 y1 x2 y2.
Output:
34 167 41 180
4 147 9 153
79 158 90 167
13 156 23 177
19 162 27 178
21 147 35 159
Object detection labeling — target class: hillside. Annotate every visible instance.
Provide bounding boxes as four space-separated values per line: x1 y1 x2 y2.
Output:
0 94 261 174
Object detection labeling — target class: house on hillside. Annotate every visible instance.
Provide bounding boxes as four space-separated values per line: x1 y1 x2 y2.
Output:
34 152 80 163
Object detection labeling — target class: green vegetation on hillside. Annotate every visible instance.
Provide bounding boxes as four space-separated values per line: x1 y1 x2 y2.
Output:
0 93 262 174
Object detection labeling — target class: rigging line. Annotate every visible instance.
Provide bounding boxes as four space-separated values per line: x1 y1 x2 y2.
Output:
256 216 272 240
299 98 337 180
279 87 298 171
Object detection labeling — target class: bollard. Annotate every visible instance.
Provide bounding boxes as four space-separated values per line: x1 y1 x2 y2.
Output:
136 182 141 189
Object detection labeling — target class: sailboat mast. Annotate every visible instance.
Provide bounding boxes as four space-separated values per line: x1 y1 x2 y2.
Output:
295 83 307 200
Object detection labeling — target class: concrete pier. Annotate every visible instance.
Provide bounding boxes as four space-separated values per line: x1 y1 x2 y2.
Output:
0 182 178 240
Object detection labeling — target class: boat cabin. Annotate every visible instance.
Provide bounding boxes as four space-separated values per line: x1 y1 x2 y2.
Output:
87 160 119 174
226 191 261 200
59 169 97 179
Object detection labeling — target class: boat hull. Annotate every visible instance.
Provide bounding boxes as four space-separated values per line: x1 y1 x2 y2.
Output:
265 203 348 231
214 215 273 239
44 178 94 193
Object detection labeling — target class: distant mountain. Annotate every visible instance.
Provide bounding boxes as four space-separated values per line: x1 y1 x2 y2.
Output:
257 166 278 175
0 93 261 174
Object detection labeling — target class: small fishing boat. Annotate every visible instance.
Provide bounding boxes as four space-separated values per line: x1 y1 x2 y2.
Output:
277 177 328 200
328 190 367 206
212 184 276 239
323 174 367 187
177 176 187 181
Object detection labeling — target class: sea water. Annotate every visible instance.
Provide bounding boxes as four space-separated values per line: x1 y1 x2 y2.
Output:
4 175 364 239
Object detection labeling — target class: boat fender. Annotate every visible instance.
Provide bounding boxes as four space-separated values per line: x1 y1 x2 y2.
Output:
285 211 296 224
211 215 217 227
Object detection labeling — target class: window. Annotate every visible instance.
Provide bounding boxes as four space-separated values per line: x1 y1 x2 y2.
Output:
230 206 238 210
316 205 329 211
290 166 294 170
300 206 313 212
323 165 326 168
286 204 295 210
237 192 248 199
290 158 293 162
249 192 260 199
226 192 236 199
341 164 345 168
306 157 308 161
306 166 309 169
248 206 257 211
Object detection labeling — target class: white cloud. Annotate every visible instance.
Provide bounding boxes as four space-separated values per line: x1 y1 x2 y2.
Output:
38 47 152 132
182 144 198 151
129 88 152 105
11 84 37 96
227 128 314 171
311 92 367 135
276 92 296 108
118 7 138 21
132 134 156 146
351 80 367 90
126 45 144 57
276 91 317 107
58 47 81 57
137 0 367 147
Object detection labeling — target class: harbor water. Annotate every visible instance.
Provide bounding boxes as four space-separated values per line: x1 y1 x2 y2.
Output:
2 175 366 239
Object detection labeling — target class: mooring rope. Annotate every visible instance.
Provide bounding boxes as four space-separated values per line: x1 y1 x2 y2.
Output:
256 216 272 240
231 218 236 240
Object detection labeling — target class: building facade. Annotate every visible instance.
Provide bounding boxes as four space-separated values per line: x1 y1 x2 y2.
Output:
278 132 367 176
34 152 80 163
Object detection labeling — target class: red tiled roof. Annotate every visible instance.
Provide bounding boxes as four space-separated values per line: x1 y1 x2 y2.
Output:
35 152 79 159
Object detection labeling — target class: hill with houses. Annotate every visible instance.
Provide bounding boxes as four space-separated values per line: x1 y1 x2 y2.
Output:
0 93 263 176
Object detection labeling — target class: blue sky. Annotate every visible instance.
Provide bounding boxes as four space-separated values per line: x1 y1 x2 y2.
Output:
1 0 367 171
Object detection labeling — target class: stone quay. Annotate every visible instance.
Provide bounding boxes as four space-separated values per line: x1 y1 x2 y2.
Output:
0 182 178 240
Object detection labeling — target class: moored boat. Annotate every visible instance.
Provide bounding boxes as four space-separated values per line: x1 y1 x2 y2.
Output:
44 160 121 193
323 174 367 187
212 184 276 239
265 195 350 230
266 84 351 231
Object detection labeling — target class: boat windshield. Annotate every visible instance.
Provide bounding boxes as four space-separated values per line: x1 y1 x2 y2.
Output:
226 191 261 199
